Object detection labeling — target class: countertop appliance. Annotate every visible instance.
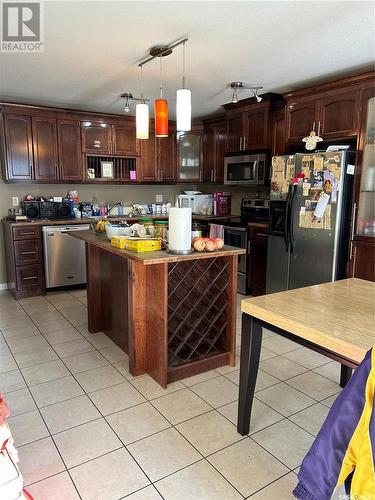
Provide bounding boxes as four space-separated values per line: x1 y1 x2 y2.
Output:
266 151 355 294
211 198 270 294
42 224 90 289
176 194 213 215
22 201 72 220
224 153 268 185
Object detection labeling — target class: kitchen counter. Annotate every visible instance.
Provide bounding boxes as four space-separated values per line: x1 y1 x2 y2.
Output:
69 230 244 387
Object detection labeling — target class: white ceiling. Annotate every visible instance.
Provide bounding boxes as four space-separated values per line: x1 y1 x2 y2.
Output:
1 1 374 119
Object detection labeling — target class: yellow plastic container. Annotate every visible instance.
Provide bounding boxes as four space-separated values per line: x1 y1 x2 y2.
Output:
125 238 162 253
111 236 128 249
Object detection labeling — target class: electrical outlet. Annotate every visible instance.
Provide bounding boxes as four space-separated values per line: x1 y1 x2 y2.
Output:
12 196 19 207
156 194 163 203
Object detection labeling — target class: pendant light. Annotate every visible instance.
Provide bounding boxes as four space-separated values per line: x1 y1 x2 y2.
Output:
176 41 191 131
136 66 149 139
155 55 168 137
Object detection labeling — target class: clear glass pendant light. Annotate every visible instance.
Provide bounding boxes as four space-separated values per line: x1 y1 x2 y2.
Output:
136 66 149 139
176 42 191 132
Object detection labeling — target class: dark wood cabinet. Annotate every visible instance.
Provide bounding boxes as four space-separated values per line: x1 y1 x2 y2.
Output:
140 124 158 182
319 90 361 139
226 113 243 152
285 100 318 142
14 239 42 266
350 238 375 282
57 119 83 181
247 226 268 296
81 121 113 154
113 120 140 156
271 104 286 155
176 124 203 183
158 124 176 183
243 107 269 149
203 118 226 183
32 117 59 180
3 114 33 180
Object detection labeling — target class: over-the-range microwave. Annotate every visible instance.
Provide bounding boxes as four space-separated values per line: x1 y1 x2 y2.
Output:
224 153 268 185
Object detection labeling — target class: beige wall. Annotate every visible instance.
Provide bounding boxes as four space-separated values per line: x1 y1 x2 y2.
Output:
0 180 267 285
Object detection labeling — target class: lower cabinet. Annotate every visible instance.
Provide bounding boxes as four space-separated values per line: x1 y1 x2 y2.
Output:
247 226 268 296
349 238 375 282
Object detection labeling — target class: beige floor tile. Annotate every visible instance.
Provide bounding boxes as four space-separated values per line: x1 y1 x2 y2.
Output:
99 344 128 363
1 324 40 339
208 438 288 497
0 315 33 330
286 371 340 401
218 398 284 434
189 376 238 407
33 311 64 324
44 327 83 345
181 369 220 387
89 381 146 415
283 348 329 369
3 387 36 416
250 471 298 499
155 459 242 500
54 418 122 468
14 346 59 368
313 362 341 383
59 304 87 317
1 369 26 392
128 427 201 481
0 353 17 373
152 388 211 424
86 332 115 349
18 437 65 485
30 376 84 407
22 359 70 386
252 420 314 469
7 409 49 446
260 356 308 381
63 350 109 374
176 410 243 456
75 364 126 392
262 336 300 355
107 401 171 444
53 338 95 358
67 314 87 327
259 347 279 361
223 368 279 392
46 294 80 308
37 318 73 334
0 337 11 356
290 403 330 436
76 325 91 337
256 382 315 416
112 358 141 380
126 485 162 500
130 374 185 400
41 394 101 434
321 393 339 408
7 334 48 354
0 304 23 317
27 472 80 500
70 447 149 500
22 302 57 315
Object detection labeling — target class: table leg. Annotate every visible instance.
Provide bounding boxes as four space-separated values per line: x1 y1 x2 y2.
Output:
237 314 263 436
340 364 352 388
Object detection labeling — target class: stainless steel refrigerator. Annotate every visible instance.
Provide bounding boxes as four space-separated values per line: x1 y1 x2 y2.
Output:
266 151 356 293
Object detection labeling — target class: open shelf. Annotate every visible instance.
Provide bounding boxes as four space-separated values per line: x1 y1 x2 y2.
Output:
85 155 138 183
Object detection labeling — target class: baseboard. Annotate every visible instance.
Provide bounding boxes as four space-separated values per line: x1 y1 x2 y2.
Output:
0 283 8 291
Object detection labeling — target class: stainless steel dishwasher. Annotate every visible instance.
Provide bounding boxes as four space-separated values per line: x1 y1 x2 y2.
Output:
42 225 90 289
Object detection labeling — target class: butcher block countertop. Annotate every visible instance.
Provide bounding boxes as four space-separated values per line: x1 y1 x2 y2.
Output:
69 230 245 265
241 278 375 364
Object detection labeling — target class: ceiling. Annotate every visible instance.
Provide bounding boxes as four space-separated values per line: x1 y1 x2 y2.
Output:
0 1 374 119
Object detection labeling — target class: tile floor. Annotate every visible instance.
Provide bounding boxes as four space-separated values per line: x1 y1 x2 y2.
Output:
0 289 345 499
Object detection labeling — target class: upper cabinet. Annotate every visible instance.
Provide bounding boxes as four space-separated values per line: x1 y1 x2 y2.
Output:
32 117 59 180
319 90 361 139
243 106 270 149
112 119 140 156
3 114 33 180
226 112 243 152
203 118 226 183
81 121 113 154
158 123 176 183
285 99 318 142
57 119 83 181
271 103 286 156
176 125 203 183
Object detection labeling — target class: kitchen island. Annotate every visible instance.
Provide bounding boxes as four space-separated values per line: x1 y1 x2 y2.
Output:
70 230 245 387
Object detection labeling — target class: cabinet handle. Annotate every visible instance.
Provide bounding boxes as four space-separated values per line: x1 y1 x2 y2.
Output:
243 137 246 150
350 202 357 242
19 232 35 236
22 276 38 281
239 137 242 150
312 121 316 132
317 121 321 137
255 233 267 238
21 251 36 255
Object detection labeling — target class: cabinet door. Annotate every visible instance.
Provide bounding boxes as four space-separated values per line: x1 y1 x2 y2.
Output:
57 119 83 181
285 101 318 142
271 106 286 155
3 114 33 180
177 131 202 182
244 107 268 149
140 124 159 182
350 239 375 282
247 227 268 295
158 126 176 183
81 122 112 154
215 126 226 183
319 90 361 138
114 120 140 156
226 113 243 152
203 125 215 183
32 117 59 180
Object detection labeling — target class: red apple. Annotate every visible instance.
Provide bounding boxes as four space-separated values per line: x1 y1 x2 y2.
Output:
205 239 217 252
214 238 224 249
193 238 206 252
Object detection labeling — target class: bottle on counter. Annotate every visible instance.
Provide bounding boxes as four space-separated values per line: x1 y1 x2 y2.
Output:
154 220 169 247
192 222 202 240
92 197 100 216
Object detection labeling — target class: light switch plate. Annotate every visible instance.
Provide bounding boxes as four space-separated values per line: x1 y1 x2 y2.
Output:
156 194 163 203
12 196 19 207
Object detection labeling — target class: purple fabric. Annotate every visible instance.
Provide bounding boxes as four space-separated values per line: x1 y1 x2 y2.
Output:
293 349 372 500
371 385 375 470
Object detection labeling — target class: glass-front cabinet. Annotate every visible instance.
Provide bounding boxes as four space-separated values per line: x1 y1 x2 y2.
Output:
176 129 203 182
357 95 375 236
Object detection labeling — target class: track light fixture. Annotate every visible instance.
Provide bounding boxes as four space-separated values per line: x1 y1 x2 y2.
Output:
229 82 263 103
120 92 150 114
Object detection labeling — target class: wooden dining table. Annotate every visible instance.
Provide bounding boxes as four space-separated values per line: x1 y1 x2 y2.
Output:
237 278 375 435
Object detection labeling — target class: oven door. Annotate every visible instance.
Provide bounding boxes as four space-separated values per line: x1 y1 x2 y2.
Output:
223 226 247 293
224 155 258 185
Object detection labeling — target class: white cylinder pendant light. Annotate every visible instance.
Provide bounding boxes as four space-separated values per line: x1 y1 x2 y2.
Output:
136 103 149 139
176 88 191 132
176 41 191 132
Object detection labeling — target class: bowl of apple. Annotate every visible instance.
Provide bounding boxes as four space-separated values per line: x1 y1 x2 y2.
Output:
192 237 224 253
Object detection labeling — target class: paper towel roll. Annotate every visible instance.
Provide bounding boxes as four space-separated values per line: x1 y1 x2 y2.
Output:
168 207 192 253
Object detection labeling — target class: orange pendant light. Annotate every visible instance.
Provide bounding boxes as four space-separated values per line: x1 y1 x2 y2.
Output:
155 98 168 137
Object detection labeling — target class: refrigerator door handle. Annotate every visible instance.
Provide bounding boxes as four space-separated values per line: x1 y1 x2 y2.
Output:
284 184 293 252
288 185 298 254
